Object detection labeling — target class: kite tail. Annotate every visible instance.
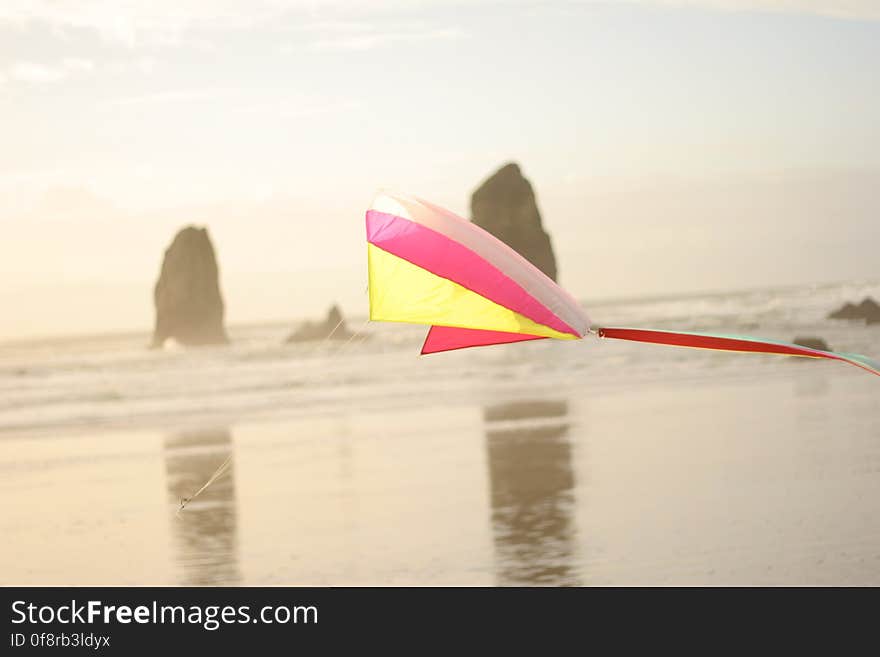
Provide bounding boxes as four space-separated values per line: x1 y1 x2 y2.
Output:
596 327 880 377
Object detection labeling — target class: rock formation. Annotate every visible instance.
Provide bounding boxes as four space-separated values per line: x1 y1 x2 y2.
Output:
793 336 831 352
471 162 558 281
827 297 880 324
152 226 228 348
286 305 354 343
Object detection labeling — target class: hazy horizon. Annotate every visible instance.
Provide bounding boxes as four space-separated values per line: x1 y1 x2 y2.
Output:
2 1 879 340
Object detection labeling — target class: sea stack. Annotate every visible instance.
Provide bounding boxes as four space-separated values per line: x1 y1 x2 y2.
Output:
151 226 228 348
471 162 558 281
793 336 831 352
827 297 880 325
286 304 354 343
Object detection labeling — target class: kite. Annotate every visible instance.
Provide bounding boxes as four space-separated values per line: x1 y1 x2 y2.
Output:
365 192 880 377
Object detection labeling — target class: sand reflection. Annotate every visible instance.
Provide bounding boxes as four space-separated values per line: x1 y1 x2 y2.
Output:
164 428 240 585
483 399 578 586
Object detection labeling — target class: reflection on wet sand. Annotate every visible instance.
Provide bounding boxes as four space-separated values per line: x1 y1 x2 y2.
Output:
483 400 578 586
164 428 240 585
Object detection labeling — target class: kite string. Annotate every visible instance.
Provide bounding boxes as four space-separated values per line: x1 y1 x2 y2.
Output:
329 286 371 356
316 284 369 353
331 317 371 357
176 452 233 516
182 297 369 517
304 316 346 356
332 284 372 355
323 317 346 343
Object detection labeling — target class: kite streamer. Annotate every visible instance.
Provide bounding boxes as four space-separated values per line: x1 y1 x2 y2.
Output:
365 192 879 377
597 327 880 376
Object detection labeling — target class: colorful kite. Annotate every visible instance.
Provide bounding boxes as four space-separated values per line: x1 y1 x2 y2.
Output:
365 192 880 377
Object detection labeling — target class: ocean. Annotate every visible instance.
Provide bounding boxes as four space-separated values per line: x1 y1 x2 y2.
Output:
1 279 878 585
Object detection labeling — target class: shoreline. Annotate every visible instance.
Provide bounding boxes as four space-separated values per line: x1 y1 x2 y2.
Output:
2 369 879 585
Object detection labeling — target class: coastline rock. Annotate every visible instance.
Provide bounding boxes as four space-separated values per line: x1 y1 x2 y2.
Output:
286 305 354 343
471 162 558 281
828 303 861 320
793 336 831 352
827 297 880 324
151 226 228 348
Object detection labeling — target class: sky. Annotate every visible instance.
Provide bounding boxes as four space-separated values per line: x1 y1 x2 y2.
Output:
1 0 878 340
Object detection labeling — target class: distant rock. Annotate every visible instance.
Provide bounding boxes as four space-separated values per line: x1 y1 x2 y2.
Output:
471 162 558 281
793 336 831 352
827 297 880 324
827 301 868 320
828 302 860 320
286 305 354 343
152 226 228 348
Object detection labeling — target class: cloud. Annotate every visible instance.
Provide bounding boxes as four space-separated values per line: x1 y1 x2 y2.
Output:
5 56 155 86
2 1 880 34
10 62 61 84
101 88 239 108
621 0 880 21
0 1 328 46
0 57 157 85
0 2 475 49
1 1 877 49
104 56 158 76
99 88 363 123
60 57 95 73
8 58 97 85
307 25 466 51
277 19 467 52
235 97 363 118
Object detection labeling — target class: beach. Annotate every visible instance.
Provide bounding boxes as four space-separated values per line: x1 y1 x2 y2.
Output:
1 281 878 586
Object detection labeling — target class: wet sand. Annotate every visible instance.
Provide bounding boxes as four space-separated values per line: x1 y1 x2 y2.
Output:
2 370 879 585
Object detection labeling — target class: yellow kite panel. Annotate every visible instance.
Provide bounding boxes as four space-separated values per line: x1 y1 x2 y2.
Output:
367 244 576 340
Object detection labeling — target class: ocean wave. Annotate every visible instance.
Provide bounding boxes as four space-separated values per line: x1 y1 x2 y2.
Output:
1 280 877 436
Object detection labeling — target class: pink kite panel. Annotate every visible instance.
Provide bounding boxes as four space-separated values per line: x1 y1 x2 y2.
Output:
367 210 578 337
421 326 547 354
370 193 589 337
